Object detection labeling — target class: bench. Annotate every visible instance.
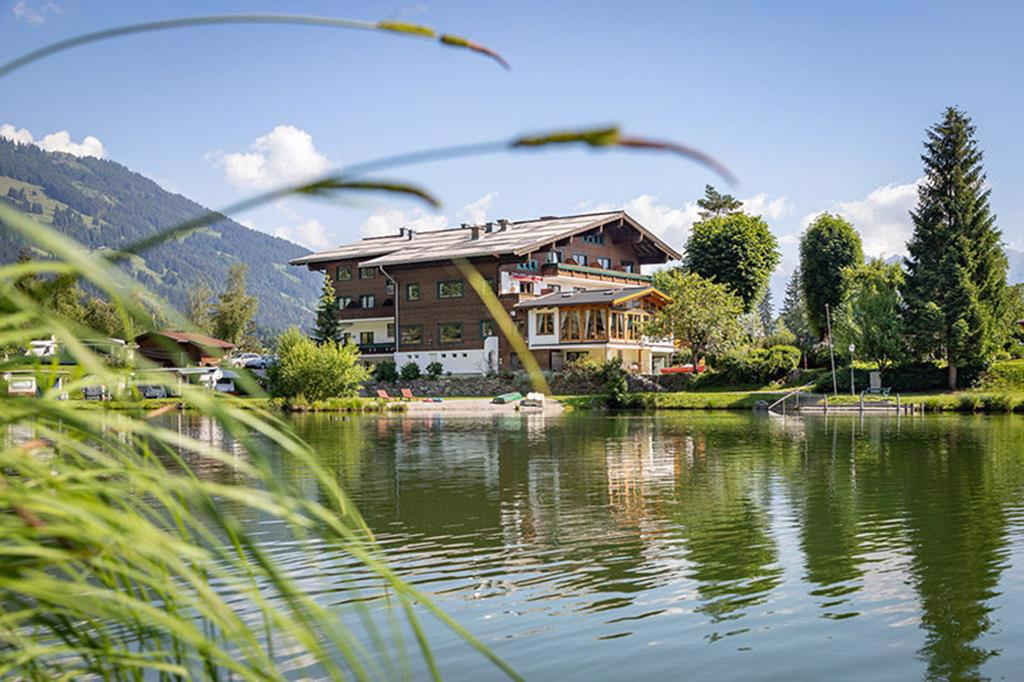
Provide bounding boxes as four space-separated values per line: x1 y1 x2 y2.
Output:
862 387 891 397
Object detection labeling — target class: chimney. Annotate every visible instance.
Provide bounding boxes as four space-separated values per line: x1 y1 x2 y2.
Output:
497 218 510 232
470 224 481 240
401 227 415 240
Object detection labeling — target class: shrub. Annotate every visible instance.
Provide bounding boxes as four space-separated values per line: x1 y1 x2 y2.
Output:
560 357 602 384
425 361 444 380
980 360 1024 391
373 359 398 382
267 327 369 401
714 345 800 385
811 362 985 393
399 361 422 381
601 358 631 408
957 394 981 413
981 393 1015 413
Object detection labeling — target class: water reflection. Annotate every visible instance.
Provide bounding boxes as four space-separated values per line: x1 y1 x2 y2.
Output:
156 411 1024 679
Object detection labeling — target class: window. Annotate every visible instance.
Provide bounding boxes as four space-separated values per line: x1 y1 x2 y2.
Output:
515 318 527 339
337 296 352 310
438 280 464 299
582 232 605 244
621 260 635 273
340 332 352 345
520 281 534 295
611 312 625 339
387 323 395 338
438 322 464 343
572 253 587 266
546 250 562 264
519 259 538 271
584 308 607 339
360 331 374 345
480 319 497 338
596 257 611 270
360 294 375 309
358 267 376 280
406 282 420 301
536 311 555 335
336 265 352 281
484 276 495 291
400 325 423 345
560 309 582 341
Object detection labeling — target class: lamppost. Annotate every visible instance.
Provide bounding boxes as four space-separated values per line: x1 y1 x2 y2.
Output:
849 343 856 396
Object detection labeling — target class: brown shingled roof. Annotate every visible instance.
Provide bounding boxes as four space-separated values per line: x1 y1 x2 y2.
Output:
289 211 681 268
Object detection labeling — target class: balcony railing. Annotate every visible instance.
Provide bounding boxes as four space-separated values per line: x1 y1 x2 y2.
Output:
357 342 395 355
539 262 653 284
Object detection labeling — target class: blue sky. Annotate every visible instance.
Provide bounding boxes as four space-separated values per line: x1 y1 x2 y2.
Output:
4 0 1024 298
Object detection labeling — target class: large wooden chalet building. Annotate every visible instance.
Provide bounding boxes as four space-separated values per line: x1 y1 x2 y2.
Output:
290 211 679 375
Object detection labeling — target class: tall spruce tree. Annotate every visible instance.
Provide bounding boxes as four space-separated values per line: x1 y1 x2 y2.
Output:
780 267 816 353
757 289 774 336
904 107 1007 389
312 271 341 344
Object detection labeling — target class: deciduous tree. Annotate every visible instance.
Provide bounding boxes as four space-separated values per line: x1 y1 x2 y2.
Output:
648 269 745 362
833 259 905 372
212 263 258 344
684 212 780 311
799 213 863 339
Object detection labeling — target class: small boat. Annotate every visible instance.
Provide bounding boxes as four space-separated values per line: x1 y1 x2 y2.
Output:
519 392 546 409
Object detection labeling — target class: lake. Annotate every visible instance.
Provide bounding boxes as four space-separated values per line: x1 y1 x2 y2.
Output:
177 411 1024 680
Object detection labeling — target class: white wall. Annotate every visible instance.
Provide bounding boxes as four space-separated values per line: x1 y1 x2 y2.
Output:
395 339 497 376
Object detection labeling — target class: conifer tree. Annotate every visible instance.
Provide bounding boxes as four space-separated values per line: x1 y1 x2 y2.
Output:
903 107 1007 389
757 289 774 336
212 263 258 345
696 184 742 219
780 267 816 353
312 271 341 344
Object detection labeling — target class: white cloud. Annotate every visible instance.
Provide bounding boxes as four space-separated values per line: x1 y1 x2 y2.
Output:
590 191 792 250
12 0 60 24
210 125 331 190
0 123 106 158
741 192 793 220
359 191 500 237
455 191 498 225
801 179 921 259
274 217 333 251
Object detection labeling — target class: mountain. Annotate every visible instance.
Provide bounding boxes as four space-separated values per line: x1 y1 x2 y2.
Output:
0 138 319 332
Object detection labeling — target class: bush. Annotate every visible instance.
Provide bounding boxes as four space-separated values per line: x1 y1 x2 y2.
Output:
812 362 985 393
425 361 444 380
980 360 1024 391
373 359 398 383
714 345 801 385
980 393 1015 413
267 327 369 401
399 361 421 381
601 358 631 408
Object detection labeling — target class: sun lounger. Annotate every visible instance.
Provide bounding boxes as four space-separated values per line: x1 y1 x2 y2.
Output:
400 388 415 400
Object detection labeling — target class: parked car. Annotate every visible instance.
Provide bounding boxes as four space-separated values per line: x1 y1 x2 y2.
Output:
243 355 276 370
135 384 169 399
229 352 261 367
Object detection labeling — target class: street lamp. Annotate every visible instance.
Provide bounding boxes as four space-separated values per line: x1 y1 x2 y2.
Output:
849 343 856 396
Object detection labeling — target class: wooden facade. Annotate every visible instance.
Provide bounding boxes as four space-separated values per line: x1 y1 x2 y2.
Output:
294 212 680 374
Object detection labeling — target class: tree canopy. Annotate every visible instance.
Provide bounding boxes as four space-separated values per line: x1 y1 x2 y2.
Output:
268 327 369 401
903 107 1008 389
648 269 745 362
833 259 906 372
780 266 816 354
696 184 742 219
683 212 780 311
212 263 259 345
799 213 863 339
312 271 342 344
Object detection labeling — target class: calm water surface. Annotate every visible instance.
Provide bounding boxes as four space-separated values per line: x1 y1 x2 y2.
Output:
180 412 1024 680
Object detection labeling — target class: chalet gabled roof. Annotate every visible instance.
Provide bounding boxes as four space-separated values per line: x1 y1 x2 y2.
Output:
136 330 236 349
288 211 681 268
513 286 671 308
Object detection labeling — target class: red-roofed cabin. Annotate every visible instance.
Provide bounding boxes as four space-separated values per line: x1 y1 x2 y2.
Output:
135 330 236 367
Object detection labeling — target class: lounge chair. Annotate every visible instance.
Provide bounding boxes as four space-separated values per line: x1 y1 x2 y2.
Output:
400 388 415 401
376 389 392 399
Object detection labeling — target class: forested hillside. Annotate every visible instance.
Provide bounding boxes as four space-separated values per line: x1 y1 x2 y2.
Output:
0 138 319 332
